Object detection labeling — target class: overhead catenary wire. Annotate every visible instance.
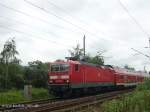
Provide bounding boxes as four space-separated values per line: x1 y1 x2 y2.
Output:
24 0 137 53
0 1 131 50
0 0 148 70
118 0 150 62
0 1 138 56
47 0 134 52
23 0 111 42
0 15 98 51
0 0 147 69
0 24 72 48
0 1 101 49
0 17 97 51
0 15 81 40
0 3 131 60
47 0 106 36
0 2 93 49
118 0 150 38
131 48 150 60
0 2 83 35
0 2 101 53
47 0 144 49
0 0 140 52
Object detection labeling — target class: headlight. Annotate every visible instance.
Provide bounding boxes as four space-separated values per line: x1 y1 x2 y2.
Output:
49 80 53 83
66 80 69 83
61 75 69 79
49 76 58 79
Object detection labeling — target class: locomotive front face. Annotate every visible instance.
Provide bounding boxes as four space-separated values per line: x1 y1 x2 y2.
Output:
48 63 70 84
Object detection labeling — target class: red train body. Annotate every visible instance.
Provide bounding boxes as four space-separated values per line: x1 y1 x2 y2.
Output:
48 60 144 96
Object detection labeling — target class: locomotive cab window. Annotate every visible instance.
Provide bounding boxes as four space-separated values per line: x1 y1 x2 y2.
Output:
75 64 79 72
51 64 69 72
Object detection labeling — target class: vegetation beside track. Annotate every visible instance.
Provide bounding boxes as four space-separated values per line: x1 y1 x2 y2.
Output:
0 88 53 104
99 78 150 112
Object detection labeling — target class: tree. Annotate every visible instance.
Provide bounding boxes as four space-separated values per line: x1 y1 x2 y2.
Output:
68 44 84 60
24 60 49 88
1 38 19 64
0 63 6 91
87 55 104 65
84 53 104 65
68 44 104 65
8 64 24 89
0 38 22 90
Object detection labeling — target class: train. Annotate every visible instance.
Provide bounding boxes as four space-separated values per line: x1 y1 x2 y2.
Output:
48 59 144 97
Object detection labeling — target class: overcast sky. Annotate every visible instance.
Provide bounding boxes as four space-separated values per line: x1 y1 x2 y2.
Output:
0 0 150 71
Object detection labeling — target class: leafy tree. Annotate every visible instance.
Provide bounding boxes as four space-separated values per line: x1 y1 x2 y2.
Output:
86 55 104 65
0 39 49 89
24 60 49 88
0 63 6 91
1 38 19 64
8 64 24 89
68 44 84 60
69 44 104 65
0 38 22 90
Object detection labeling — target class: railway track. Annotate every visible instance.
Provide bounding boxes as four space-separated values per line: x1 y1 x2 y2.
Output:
0 97 62 111
1 89 134 112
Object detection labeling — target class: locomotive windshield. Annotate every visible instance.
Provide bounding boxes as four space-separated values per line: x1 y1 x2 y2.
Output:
50 64 69 72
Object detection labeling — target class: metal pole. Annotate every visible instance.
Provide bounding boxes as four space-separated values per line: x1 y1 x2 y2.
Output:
149 37 150 48
83 35 85 84
83 35 85 58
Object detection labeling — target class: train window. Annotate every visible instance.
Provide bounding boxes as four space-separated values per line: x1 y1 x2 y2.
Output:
60 64 69 72
51 64 60 72
75 64 79 72
51 64 69 72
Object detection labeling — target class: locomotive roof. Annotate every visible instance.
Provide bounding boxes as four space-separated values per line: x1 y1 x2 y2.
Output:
50 60 80 64
51 60 109 68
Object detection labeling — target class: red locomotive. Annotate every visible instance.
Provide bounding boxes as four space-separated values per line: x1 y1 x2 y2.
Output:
48 60 144 97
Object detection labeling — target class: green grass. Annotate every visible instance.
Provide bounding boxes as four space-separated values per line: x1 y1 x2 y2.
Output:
101 78 150 112
0 89 25 104
0 88 54 104
101 90 150 112
31 88 54 100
